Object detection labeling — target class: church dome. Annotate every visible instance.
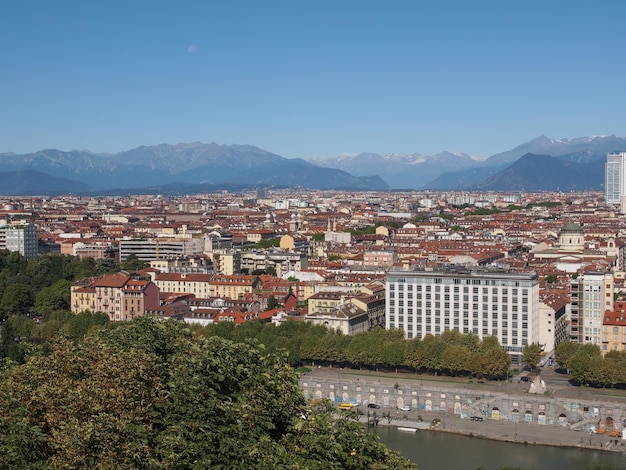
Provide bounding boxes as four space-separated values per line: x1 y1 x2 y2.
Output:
560 222 583 233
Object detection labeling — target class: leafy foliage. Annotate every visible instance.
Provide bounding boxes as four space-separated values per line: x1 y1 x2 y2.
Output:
0 318 413 469
121 253 148 271
522 343 542 371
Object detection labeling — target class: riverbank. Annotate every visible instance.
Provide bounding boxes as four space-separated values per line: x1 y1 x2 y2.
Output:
362 410 626 454
302 366 626 454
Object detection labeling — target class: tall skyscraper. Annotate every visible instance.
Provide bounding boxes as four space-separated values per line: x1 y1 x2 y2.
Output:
605 152 626 204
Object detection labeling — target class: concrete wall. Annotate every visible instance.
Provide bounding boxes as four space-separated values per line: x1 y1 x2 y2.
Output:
299 375 626 430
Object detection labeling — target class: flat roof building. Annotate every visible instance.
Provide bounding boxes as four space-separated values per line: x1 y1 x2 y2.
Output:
386 267 540 364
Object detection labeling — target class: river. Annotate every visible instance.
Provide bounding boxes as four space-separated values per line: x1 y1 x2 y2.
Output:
372 426 626 470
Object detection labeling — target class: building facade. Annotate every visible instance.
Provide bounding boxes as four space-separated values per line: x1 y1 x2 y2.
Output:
386 267 540 364
71 273 160 321
605 152 626 205
570 272 614 346
119 237 204 263
0 223 38 259
601 301 626 354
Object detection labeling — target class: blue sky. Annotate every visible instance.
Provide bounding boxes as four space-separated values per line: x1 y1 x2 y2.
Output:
1 1 625 160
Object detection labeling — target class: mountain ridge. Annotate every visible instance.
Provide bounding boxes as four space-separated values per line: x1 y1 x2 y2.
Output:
0 135 623 195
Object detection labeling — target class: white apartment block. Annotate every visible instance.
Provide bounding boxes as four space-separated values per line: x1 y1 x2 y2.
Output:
119 237 204 263
605 152 626 205
386 267 540 364
0 223 38 259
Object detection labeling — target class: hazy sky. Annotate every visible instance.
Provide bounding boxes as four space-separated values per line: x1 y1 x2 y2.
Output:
1 1 625 159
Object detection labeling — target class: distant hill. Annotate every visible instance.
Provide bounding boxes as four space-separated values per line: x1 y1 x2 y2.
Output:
0 169 89 196
473 153 603 192
0 143 389 194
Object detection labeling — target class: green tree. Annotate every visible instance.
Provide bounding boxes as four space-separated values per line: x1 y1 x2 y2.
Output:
522 343 543 372
568 344 601 384
267 294 280 310
405 338 427 371
96 258 121 275
422 335 446 375
555 341 579 371
253 238 281 249
121 253 148 271
0 318 413 469
440 344 473 376
545 274 558 284
0 283 34 319
70 256 98 279
480 335 502 352
34 279 71 314
63 312 110 340
476 347 511 378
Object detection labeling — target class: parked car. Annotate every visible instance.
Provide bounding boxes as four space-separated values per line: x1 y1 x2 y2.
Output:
519 376 532 383
398 405 411 412
470 415 484 421
367 403 380 409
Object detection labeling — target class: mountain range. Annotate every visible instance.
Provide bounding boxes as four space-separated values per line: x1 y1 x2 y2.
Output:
0 135 623 195
315 135 626 191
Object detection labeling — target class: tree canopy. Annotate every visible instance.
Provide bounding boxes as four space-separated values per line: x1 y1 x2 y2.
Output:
0 318 413 469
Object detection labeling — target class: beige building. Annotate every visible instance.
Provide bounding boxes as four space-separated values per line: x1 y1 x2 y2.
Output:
601 302 626 354
210 275 261 299
71 273 160 321
307 291 346 315
71 278 97 313
305 303 369 336
153 273 213 297
212 250 241 275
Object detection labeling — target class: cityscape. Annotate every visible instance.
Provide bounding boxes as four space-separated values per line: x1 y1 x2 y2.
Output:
2 161 626 464
4 1 626 468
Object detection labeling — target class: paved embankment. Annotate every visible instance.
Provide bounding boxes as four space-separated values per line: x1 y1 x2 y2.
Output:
303 366 626 454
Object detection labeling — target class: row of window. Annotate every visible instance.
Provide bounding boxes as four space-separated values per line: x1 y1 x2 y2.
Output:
391 277 532 288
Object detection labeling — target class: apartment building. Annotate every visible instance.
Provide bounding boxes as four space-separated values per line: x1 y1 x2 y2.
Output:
279 233 309 254
308 291 346 315
74 240 119 261
363 249 397 268
305 302 370 336
386 267 540 364
71 273 160 321
605 152 626 205
153 273 213 297
119 237 204 263
0 223 38 259
239 249 308 277
71 278 97 313
570 272 614 346
601 301 626 354
210 275 261 299
212 250 241 275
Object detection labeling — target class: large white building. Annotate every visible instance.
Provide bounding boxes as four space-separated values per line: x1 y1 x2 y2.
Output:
119 237 205 263
386 267 540 363
605 152 626 205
